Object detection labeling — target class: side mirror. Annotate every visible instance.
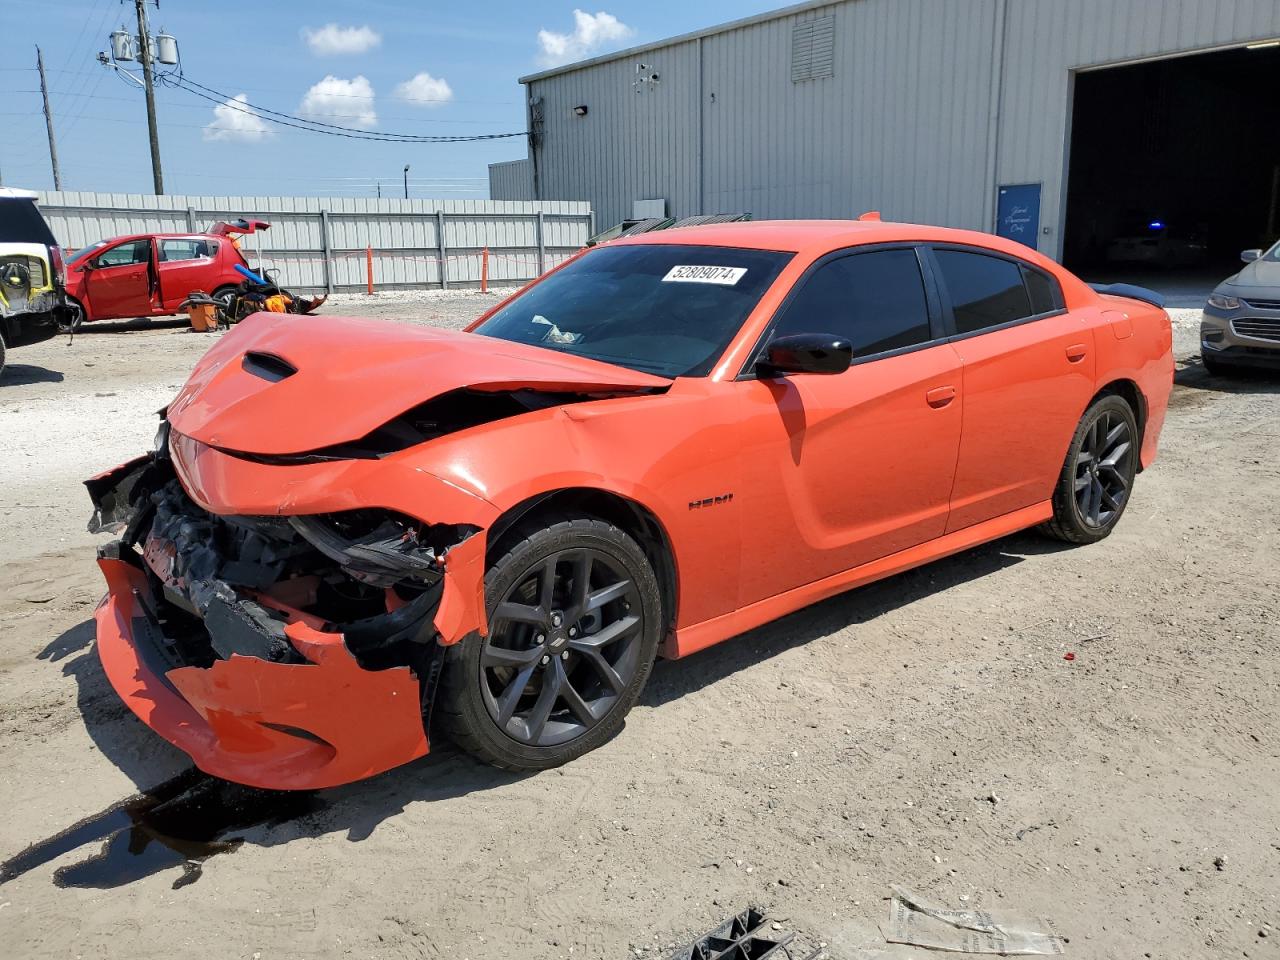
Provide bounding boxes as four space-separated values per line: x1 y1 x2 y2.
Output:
757 333 852 377
80 260 96 271
1241 249 1262 263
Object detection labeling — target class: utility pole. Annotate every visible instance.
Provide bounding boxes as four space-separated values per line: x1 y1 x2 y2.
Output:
36 46 62 191
134 0 164 194
403 165 410 200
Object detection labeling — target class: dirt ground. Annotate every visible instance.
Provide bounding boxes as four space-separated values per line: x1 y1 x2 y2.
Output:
0 292 1277 960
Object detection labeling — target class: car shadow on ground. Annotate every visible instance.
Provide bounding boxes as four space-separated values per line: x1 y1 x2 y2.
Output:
75 317 190 334
0 363 65 385
1174 357 1280 395
5 620 527 892
643 530 1058 709
7 530 1060 892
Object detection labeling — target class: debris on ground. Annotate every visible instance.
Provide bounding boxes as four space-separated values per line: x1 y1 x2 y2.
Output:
669 906 824 960
882 885 1065 955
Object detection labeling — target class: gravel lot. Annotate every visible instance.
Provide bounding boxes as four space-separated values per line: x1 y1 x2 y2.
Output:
0 291 1277 959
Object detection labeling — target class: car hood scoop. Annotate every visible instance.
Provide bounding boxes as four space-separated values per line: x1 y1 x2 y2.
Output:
167 312 670 456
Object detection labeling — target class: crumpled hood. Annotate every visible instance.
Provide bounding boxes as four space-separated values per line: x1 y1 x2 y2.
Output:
1224 257 1280 295
167 312 670 456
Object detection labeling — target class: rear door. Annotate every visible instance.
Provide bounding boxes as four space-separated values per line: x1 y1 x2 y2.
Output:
157 237 220 310
925 245 1096 532
84 239 155 319
733 245 964 605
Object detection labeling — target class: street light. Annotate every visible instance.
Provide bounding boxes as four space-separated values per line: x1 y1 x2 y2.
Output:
403 164 410 200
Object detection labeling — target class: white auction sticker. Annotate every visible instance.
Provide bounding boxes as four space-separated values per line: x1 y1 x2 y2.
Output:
661 264 747 285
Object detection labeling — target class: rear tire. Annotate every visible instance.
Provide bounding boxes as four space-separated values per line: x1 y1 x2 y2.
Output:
436 517 662 771
0 336 7 380
1040 394 1139 544
211 285 238 323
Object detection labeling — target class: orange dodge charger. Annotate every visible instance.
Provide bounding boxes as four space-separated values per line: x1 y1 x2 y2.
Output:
87 219 1173 789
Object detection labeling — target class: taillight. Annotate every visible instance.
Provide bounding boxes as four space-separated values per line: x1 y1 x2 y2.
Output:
50 246 66 285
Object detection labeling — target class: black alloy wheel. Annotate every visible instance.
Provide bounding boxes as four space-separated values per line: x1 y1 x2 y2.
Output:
482 547 643 746
1042 393 1140 544
437 517 662 770
1073 406 1134 529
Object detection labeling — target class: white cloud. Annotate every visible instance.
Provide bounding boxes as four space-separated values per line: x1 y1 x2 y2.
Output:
202 94 272 142
299 75 377 128
537 9 632 67
301 23 381 56
393 72 454 107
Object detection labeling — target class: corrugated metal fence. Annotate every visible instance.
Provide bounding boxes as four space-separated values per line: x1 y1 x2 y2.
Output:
35 192 594 293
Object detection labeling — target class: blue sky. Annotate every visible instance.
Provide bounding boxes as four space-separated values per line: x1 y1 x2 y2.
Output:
1 1 779 198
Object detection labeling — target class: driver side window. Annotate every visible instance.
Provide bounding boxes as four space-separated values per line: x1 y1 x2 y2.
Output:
95 240 151 268
772 248 933 359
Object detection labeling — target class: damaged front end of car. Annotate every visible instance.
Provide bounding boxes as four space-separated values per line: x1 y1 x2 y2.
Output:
86 424 484 790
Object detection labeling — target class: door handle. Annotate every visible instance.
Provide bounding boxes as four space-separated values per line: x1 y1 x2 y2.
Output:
926 385 956 408
1066 343 1088 362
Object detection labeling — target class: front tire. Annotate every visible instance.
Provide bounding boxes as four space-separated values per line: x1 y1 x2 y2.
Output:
436 517 662 770
1040 394 1139 544
1201 352 1233 377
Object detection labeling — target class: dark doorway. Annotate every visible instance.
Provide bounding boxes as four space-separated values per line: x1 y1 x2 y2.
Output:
1063 44 1280 275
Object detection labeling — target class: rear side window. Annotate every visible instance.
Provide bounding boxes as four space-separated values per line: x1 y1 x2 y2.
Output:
933 249 1032 334
771 248 932 359
1022 266 1061 315
160 238 214 261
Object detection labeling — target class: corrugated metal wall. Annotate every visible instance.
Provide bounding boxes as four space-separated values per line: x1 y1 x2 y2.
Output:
523 0 1280 257
36 192 592 292
996 0 1280 257
488 159 535 200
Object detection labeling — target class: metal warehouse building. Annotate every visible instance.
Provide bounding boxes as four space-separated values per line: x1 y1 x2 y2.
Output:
490 0 1280 269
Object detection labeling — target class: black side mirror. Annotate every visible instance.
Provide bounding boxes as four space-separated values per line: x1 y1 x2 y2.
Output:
1241 249 1262 263
757 333 852 376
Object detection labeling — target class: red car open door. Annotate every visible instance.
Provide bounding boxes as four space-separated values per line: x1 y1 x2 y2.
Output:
83 238 156 319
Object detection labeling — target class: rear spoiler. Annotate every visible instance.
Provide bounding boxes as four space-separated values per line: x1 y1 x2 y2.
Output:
1088 282 1166 309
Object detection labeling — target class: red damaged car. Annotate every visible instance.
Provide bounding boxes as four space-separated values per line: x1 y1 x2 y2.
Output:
86 219 1174 790
64 219 268 324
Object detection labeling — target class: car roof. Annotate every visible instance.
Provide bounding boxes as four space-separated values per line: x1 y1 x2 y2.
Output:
83 232 224 247
612 218 1049 262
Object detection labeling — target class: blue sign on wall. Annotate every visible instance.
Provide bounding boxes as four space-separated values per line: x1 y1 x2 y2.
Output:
996 183 1041 249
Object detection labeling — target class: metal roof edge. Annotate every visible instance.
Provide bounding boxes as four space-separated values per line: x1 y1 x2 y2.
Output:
517 0 840 84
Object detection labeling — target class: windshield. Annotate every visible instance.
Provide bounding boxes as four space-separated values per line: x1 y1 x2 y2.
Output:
67 241 108 263
474 243 792 377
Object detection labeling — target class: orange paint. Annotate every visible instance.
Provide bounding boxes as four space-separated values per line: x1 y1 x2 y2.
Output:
91 219 1174 789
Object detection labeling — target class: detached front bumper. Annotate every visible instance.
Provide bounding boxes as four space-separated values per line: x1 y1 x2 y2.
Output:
86 440 493 791
95 551 430 790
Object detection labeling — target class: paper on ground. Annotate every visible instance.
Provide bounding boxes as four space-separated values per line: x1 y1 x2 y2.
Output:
881 885 1065 955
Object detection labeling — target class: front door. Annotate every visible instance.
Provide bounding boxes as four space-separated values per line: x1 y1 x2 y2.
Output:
734 246 964 607
84 239 155 319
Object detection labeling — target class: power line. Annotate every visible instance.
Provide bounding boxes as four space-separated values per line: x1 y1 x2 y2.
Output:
161 74 526 143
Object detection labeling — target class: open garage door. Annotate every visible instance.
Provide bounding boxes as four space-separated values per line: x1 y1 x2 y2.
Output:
1063 44 1280 283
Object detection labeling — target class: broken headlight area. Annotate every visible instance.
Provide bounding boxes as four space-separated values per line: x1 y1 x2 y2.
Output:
90 455 475 673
